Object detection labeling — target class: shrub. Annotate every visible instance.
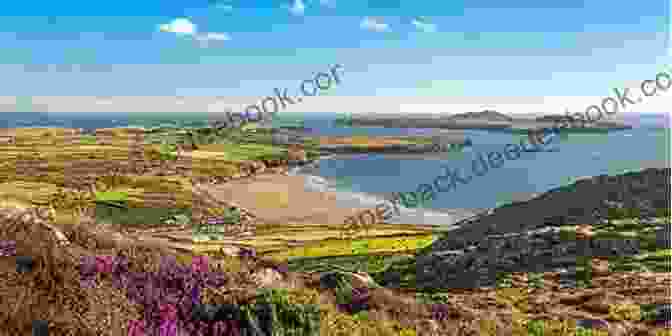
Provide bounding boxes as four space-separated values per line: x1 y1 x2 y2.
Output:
162 214 191 226
608 302 641 322
95 205 190 228
353 311 369 322
83 254 233 335
396 328 416 336
528 272 544 289
527 319 545 336
415 292 450 305
206 207 241 224
495 272 513 289
48 187 95 214
246 288 322 336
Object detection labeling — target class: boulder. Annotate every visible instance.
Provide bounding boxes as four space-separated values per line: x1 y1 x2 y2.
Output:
417 319 441 336
238 247 256 258
250 267 284 288
590 258 610 277
319 271 381 290
575 319 609 330
655 224 671 249
218 246 243 257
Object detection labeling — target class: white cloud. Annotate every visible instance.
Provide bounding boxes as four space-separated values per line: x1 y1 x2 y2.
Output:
411 18 437 33
360 17 389 32
195 32 231 47
158 18 197 36
201 32 231 41
289 0 306 16
158 18 229 47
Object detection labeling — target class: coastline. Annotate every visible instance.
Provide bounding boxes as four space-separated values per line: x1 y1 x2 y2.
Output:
289 157 484 227
2 125 668 229
0 127 478 227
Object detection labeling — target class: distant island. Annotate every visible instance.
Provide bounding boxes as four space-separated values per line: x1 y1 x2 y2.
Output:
447 110 513 122
336 111 633 132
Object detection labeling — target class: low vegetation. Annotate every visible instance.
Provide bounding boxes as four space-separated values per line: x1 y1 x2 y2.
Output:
0 128 669 335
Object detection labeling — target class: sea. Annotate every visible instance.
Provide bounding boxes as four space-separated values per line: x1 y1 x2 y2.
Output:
1 111 669 226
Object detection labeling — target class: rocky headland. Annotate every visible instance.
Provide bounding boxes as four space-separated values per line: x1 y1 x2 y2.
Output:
383 168 670 290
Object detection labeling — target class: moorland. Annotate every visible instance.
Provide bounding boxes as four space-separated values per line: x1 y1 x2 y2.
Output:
0 124 669 336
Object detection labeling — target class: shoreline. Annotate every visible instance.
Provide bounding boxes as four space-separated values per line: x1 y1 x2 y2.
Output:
187 150 483 228
3 126 667 229
290 159 485 227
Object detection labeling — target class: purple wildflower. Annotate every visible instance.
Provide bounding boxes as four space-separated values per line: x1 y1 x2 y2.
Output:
80 256 97 274
127 319 146 336
160 303 178 321
80 276 97 289
159 319 177 336
0 240 16 256
191 256 209 273
191 285 201 306
95 255 114 273
158 304 178 336
206 217 224 225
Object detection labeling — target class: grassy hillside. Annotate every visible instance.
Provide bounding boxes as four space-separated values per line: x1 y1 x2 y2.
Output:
0 128 293 224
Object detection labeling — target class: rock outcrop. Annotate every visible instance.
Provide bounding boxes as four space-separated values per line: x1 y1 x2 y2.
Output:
410 226 643 289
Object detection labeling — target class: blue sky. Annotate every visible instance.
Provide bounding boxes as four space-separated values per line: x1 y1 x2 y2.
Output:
0 0 669 113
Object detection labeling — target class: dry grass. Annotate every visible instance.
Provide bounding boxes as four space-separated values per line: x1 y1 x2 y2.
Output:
0 205 141 335
2 203 669 335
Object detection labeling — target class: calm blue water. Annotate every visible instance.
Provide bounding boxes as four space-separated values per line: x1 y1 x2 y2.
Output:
299 113 670 224
2 111 669 225
0 112 215 130
312 127 669 215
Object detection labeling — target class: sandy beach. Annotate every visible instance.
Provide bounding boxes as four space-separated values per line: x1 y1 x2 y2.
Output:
201 173 372 226
199 171 481 228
